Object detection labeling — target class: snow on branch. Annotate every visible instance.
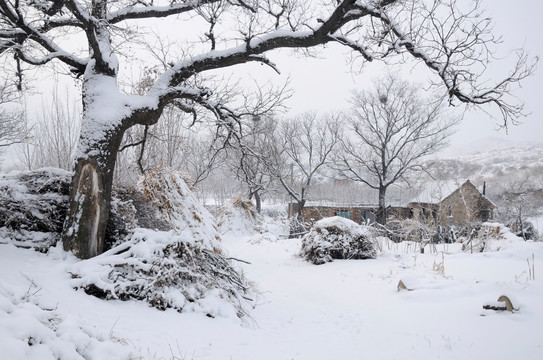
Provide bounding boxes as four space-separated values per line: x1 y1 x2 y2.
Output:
0 0 88 71
107 1 212 24
328 33 374 61
359 0 537 127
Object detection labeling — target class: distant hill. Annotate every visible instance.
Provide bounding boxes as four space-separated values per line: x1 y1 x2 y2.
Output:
427 144 543 200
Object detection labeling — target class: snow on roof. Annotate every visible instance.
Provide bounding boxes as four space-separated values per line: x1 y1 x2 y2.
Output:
409 179 469 204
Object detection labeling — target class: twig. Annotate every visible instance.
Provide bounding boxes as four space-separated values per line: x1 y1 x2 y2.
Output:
225 257 251 265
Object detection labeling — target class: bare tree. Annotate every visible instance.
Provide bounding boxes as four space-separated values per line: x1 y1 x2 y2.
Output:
334 75 459 224
495 179 543 240
270 112 341 235
230 115 277 213
0 77 26 150
0 0 535 258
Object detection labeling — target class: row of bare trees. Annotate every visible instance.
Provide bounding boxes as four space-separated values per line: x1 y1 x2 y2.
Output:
4 75 542 241
3 74 459 228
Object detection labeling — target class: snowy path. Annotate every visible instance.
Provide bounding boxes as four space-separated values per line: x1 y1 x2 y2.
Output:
1 237 543 359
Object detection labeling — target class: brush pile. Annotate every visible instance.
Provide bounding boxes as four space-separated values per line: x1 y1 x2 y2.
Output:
301 216 376 265
69 167 253 319
0 168 70 251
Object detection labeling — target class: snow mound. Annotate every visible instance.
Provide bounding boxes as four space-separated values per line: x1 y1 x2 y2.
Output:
0 277 130 359
0 168 70 251
217 197 260 237
300 216 377 265
461 222 524 253
69 168 253 319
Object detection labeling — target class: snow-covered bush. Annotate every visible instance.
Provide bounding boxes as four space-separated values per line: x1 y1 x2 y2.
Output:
460 222 523 252
70 168 253 318
300 216 376 265
0 168 70 250
289 215 308 239
506 219 538 241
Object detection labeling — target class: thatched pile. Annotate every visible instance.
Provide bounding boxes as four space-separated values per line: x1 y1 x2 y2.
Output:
216 197 261 237
0 168 164 251
301 216 376 265
0 168 70 250
69 168 253 319
1 167 253 318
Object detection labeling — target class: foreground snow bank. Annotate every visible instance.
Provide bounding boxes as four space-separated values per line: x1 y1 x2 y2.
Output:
0 245 132 359
1 213 543 359
301 216 376 264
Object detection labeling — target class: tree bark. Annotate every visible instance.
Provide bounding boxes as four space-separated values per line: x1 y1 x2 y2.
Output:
253 191 262 214
377 186 387 225
61 126 125 259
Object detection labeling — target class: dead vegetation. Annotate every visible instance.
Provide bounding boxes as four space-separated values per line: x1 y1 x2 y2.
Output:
0 169 70 250
1 167 253 318
70 168 254 318
301 217 376 265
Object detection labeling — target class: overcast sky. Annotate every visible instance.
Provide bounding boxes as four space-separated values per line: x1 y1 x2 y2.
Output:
253 0 543 154
16 0 543 160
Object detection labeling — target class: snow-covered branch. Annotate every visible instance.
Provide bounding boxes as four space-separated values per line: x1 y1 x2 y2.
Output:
107 1 218 24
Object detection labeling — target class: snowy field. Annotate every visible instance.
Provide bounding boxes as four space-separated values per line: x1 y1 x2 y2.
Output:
1 226 543 359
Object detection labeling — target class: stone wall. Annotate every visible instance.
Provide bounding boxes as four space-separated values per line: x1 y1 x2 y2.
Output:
437 181 495 226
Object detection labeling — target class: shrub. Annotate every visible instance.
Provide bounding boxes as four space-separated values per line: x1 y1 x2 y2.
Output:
301 216 376 265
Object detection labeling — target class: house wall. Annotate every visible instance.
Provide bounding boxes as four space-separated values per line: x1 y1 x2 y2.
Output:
295 181 495 227
436 181 494 226
300 205 411 225
407 203 439 224
301 206 378 225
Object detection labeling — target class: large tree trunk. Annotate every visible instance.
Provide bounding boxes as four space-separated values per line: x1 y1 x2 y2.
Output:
60 67 136 259
61 126 125 259
377 186 387 225
254 191 262 214
289 199 306 238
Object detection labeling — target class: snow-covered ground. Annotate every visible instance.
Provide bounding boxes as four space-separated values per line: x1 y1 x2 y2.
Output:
1 221 543 359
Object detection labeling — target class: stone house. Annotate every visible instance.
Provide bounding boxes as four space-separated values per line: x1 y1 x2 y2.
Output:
294 180 495 227
407 180 496 226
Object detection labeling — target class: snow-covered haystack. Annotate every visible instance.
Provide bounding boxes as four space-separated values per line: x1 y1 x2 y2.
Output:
0 168 163 251
300 216 377 265
139 167 222 251
461 222 523 252
0 168 70 251
70 168 253 319
217 197 260 237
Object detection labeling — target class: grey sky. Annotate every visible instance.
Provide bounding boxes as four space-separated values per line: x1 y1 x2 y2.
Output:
17 0 543 157
258 0 543 152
